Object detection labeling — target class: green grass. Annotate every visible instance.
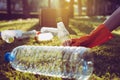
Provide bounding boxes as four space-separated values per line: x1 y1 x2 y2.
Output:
0 18 120 80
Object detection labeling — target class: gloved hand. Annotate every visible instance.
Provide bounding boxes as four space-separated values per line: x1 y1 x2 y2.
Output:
63 24 113 48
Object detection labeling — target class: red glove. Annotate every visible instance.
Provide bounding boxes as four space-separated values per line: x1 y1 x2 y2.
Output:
71 24 113 48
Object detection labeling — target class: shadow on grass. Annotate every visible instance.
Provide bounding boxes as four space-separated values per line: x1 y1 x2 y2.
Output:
75 23 94 34
93 34 120 77
67 25 77 35
70 19 95 34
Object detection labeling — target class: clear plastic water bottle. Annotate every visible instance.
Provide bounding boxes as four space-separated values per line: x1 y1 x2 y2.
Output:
1 30 40 43
21 30 54 42
57 17 70 43
1 30 23 43
4 45 93 80
40 27 58 36
21 30 38 39
35 32 53 42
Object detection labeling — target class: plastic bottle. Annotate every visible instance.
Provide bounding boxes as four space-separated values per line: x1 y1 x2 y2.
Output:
21 30 38 39
35 32 53 42
1 30 40 43
1 30 23 43
4 45 93 80
40 27 58 36
57 18 70 43
1 30 54 43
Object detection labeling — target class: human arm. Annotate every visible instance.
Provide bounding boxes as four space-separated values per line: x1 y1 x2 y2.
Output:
63 7 120 48
104 7 120 31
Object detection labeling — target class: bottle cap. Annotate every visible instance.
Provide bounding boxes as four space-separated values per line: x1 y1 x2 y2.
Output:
36 31 41 35
4 52 15 62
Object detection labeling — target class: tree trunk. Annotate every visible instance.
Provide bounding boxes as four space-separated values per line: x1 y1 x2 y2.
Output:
22 0 30 18
69 0 74 18
78 0 82 16
48 0 51 8
7 0 11 15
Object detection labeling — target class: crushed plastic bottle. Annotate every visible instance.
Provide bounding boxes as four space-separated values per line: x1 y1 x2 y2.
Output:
57 18 70 43
1 30 40 43
21 30 38 38
1 30 23 43
35 32 53 41
4 45 93 80
40 27 58 36
1 30 54 43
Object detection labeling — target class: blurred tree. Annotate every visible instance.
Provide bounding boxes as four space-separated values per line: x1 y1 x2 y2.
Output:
86 0 120 16
6 0 11 15
78 0 82 16
38 0 49 8
69 0 74 18
48 0 50 7
56 0 70 26
29 0 38 11
58 0 74 18
22 0 30 18
57 0 67 16
11 0 23 12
